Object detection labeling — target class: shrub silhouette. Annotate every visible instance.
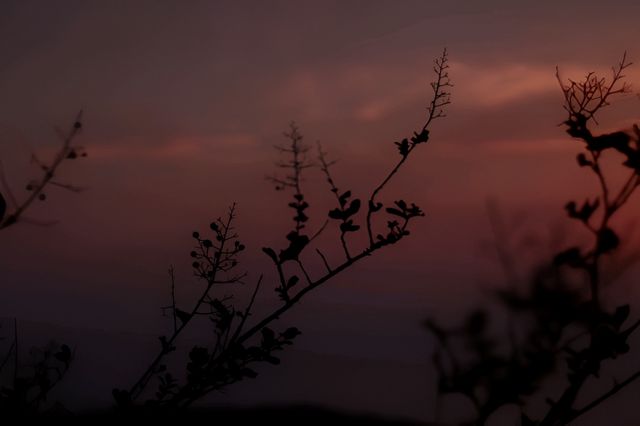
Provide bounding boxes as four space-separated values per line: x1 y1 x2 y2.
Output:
426 54 640 425
0 112 85 414
112 49 452 411
0 332 72 415
5 50 640 425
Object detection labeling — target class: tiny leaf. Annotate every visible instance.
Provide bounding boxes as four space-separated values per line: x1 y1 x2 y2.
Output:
613 304 630 327
262 247 279 263
386 207 406 218
282 327 302 340
175 308 192 324
343 198 361 218
328 208 344 220
286 275 299 290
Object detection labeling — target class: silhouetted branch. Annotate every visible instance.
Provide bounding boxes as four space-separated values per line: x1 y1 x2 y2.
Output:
119 49 452 411
0 114 83 413
0 110 86 230
427 53 640 426
317 142 352 260
530 54 640 425
366 48 451 246
0 336 15 376
556 52 632 124
160 266 178 334
0 319 72 414
267 122 314 235
568 369 640 424
0 161 17 209
228 276 263 346
122 204 246 403
315 248 332 273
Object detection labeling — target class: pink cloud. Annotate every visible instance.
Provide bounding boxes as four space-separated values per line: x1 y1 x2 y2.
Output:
272 58 640 127
86 134 259 161
483 137 577 153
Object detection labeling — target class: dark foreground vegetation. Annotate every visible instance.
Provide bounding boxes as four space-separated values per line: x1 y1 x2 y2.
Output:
3 49 640 425
426 53 640 425
71 405 425 425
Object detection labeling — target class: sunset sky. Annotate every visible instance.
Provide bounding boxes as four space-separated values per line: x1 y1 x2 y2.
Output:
2 0 640 421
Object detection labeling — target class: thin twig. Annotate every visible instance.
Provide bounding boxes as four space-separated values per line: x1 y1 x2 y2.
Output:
0 111 84 230
568 369 640 424
315 248 332 273
366 48 451 245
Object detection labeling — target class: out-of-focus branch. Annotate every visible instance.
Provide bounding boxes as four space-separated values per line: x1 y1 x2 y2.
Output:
0 111 86 230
